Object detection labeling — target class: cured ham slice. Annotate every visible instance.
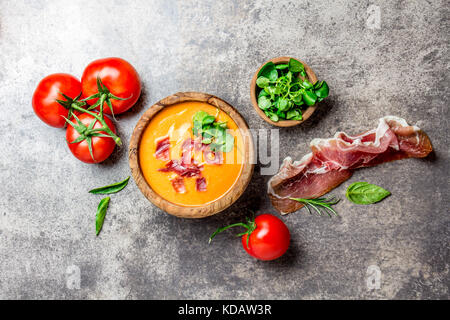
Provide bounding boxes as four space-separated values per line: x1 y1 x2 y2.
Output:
196 177 207 192
155 136 170 161
158 160 203 177
156 136 226 193
171 177 186 194
268 116 433 214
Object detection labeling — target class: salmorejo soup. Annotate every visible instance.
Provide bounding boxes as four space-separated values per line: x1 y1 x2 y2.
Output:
139 101 244 206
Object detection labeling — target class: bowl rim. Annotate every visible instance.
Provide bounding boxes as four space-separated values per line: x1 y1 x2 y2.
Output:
250 56 318 127
129 92 255 218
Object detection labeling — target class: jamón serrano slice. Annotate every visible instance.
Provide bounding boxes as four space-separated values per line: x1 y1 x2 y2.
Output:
268 116 433 214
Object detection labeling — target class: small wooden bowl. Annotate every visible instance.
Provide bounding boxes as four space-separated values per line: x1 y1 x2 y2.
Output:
129 92 255 218
250 56 318 127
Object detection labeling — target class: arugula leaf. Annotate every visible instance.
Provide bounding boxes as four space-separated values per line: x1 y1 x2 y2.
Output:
346 182 391 205
96 197 110 236
89 177 130 195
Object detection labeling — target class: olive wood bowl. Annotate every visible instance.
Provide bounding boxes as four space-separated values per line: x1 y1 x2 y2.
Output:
250 56 318 127
129 92 255 218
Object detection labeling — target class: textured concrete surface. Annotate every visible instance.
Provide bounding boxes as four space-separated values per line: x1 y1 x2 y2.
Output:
0 0 448 299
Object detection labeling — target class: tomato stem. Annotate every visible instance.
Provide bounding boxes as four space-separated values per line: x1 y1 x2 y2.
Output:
208 218 257 249
70 103 122 146
56 91 122 146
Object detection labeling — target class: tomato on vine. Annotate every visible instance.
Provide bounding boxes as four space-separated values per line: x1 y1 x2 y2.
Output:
32 73 83 128
81 57 141 116
65 112 117 164
209 214 290 261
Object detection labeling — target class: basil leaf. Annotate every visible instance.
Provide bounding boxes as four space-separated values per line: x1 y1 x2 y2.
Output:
346 182 391 205
288 58 305 73
96 197 110 236
256 76 270 88
258 96 272 110
89 176 130 194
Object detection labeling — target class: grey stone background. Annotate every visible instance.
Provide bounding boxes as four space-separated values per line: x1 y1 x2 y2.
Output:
0 0 448 299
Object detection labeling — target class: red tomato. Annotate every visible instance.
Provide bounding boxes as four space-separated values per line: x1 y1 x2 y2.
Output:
32 73 82 128
81 57 141 115
241 214 290 261
66 113 116 164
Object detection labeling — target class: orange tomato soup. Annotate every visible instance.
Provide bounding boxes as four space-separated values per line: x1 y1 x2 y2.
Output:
139 102 244 206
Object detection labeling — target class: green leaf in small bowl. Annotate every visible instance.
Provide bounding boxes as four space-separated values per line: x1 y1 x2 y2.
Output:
315 81 329 99
265 111 279 122
302 90 317 106
258 96 272 110
256 76 270 88
346 182 391 205
258 61 276 78
278 98 290 111
286 109 299 120
301 79 313 89
288 58 305 73
275 64 289 70
266 68 279 82
258 89 269 98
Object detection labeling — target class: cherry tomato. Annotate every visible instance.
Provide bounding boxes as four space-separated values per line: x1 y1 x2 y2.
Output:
32 73 82 128
66 113 116 164
241 214 290 261
209 214 290 261
81 57 141 115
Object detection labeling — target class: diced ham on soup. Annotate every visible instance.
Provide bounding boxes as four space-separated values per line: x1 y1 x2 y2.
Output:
154 136 170 161
268 116 433 214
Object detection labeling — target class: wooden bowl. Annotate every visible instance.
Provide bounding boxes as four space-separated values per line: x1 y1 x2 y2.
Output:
129 92 255 218
250 56 318 127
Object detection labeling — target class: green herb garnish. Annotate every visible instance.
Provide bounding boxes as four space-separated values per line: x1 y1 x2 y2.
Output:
89 176 130 195
346 182 391 205
192 110 234 153
255 58 329 121
95 197 110 236
289 197 340 217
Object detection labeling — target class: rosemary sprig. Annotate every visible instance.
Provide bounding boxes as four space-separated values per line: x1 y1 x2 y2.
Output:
289 197 340 217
